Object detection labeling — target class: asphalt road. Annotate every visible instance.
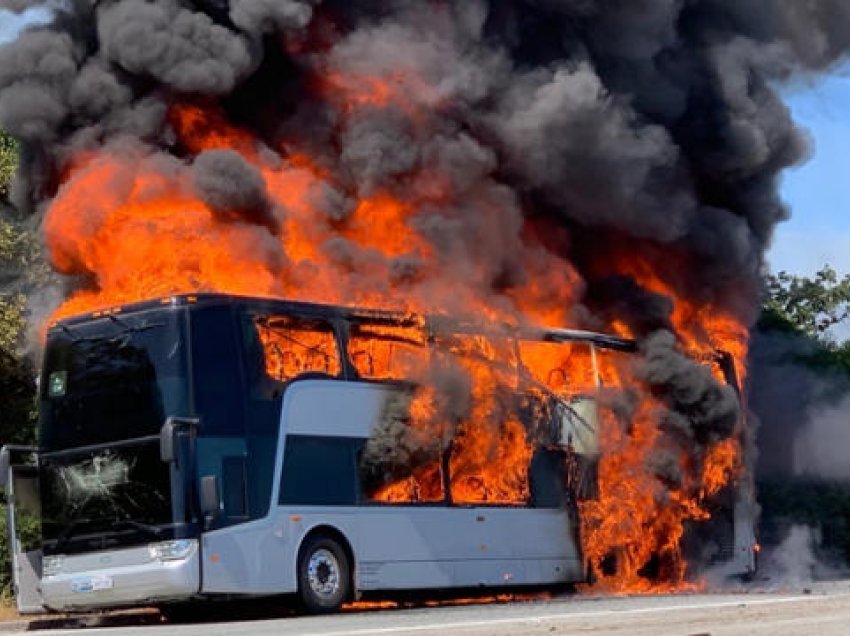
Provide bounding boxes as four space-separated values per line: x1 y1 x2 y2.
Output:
8 584 850 635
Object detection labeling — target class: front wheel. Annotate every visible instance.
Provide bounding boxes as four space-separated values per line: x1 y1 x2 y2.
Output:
297 535 351 614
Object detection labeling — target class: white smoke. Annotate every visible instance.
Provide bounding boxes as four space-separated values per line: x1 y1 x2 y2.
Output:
769 525 818 584
793 393 850 481
757 524 847 588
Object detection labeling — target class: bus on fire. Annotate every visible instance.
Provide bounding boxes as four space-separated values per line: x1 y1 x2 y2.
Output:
0 293 756 615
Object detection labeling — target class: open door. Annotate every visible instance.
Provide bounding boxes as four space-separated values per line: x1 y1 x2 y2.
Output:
0 445 44 614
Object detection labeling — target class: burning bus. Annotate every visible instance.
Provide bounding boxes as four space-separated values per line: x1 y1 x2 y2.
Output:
1 293 755 615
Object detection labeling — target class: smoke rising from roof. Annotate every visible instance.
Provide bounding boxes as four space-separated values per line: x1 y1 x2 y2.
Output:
2 1 844 299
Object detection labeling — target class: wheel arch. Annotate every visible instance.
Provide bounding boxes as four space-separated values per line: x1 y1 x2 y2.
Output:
297 524 357 601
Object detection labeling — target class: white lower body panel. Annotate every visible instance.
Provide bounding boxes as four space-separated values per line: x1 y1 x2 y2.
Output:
200 506 583 595
41 542 200 612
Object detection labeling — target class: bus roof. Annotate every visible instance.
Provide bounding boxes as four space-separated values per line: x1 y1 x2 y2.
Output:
49 293 638 352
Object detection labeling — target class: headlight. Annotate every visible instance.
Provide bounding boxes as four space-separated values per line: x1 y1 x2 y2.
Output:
148 539 196 562
43 555 65 577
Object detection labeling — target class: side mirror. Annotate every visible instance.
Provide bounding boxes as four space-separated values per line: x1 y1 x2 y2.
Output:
200 475 220 525
160 417 199 463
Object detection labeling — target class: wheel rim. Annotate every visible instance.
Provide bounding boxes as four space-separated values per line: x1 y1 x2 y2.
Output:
307 548 341 599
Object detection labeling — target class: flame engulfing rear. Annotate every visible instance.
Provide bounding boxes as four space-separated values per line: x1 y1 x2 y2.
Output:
4 0 849 592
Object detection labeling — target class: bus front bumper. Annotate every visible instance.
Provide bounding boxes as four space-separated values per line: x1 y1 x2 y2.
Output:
40 540 200 612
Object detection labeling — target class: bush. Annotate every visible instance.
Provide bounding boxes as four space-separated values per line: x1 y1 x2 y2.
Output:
0 504 40 601
0 132 17 200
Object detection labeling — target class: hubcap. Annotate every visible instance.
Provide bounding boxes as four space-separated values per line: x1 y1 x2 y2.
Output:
307 548 340 598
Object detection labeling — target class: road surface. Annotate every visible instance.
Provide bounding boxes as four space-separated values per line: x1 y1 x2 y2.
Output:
7 583 850 635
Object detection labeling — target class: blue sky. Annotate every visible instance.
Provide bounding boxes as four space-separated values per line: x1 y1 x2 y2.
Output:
0 7 49 43
1 7 848 277
772 64 850 276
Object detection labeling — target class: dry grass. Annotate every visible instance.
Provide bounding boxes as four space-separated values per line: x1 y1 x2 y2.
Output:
0 601 20 622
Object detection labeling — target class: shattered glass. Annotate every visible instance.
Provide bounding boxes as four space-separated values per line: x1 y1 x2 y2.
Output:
41 442 175 555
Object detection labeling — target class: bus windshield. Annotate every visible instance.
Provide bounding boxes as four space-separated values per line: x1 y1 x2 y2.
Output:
40 308 190 451
38 307 192 555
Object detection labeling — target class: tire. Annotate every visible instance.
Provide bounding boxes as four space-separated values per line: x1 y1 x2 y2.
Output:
297 534 351 614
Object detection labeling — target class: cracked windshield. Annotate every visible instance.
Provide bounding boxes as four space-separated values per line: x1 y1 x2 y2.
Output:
39 307 190 554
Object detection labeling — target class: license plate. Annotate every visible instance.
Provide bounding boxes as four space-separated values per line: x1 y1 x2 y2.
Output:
70 575 114 593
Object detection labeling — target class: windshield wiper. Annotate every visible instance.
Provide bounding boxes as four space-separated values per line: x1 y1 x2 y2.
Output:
56 324 80 342
113 519 165 539
51 518 165 552
52 517 94 553
107 314 165 335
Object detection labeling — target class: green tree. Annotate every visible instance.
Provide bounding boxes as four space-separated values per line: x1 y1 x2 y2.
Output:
761 266 850 374
0 130 39 600
763 266 850 340
0 294 36 444
0 164 40 443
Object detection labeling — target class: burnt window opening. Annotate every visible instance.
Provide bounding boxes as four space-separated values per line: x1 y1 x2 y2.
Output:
253 315 341 383
358 389 446 504
518 340 599 396
347 322 430 381
358 387 543 507
434 332 521 390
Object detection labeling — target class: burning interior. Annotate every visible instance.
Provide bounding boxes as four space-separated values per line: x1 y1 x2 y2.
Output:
246 302 747 591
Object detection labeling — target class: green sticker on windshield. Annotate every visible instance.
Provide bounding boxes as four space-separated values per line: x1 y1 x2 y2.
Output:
48 371 67 398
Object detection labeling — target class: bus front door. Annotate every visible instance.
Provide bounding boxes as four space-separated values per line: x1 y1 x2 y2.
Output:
0 445 44 614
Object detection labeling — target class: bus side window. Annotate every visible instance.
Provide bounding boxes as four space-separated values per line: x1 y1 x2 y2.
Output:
279 436 358 506
239 313 281 401
357 389 445 504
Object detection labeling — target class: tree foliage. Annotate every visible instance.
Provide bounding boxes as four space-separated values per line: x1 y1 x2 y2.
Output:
0 130 40 446
0 296 36 446
0 128 38 600
0 221 40 445
764 266 850 340
0 130 17 200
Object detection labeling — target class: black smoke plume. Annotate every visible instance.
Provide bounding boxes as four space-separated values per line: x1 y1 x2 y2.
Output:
2 0 845 317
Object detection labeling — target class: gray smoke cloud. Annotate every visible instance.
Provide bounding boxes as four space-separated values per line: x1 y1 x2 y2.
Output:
793 394 850 482
490 63 695 243
98 0 253 95
191 148 279 232
228 0 315 37
748 328 850 479
0 29 75 141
